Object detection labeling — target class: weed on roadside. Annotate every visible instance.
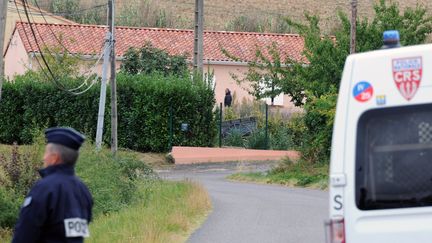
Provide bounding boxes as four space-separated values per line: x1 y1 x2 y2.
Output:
228 158 329 189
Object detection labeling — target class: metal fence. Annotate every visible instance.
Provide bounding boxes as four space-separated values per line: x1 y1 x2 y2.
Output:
218 102 269 149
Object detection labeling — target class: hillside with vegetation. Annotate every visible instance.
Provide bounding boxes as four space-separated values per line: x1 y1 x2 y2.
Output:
34 0 432 33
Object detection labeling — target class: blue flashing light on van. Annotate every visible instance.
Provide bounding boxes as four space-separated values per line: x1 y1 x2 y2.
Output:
382 30 401 49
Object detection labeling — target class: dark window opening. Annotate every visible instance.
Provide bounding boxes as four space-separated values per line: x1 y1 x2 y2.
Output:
356 104 432 210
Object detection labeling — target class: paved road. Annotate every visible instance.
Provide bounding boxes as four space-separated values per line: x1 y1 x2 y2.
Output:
158 162 328 243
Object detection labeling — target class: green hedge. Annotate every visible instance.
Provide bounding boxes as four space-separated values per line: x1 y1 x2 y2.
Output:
0 72 216 152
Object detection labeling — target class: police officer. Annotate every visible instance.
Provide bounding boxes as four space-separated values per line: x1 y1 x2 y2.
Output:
12 127 93 243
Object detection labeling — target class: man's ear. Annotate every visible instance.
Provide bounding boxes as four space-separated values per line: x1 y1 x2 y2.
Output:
53 151 62 164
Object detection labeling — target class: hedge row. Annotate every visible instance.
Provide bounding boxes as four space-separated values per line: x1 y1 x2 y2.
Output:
0 72 216 152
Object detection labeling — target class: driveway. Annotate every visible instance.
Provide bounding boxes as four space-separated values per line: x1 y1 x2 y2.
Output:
158 162 329 243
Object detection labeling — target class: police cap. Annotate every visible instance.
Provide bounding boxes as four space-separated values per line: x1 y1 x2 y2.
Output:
45 127 85 151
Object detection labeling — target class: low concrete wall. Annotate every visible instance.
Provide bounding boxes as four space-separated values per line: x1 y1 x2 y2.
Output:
172 146 300 164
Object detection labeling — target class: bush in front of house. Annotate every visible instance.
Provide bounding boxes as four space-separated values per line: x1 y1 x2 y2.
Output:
245 128 268 150
223 129 245 147
0 71 216 152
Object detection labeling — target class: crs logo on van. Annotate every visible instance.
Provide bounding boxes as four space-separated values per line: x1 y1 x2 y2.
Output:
392 57 422 101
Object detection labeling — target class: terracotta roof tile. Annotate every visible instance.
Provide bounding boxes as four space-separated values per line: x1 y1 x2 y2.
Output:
15 22 306 63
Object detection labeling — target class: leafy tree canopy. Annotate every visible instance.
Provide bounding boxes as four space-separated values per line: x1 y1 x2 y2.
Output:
286 0 432 101
229 0 432 109
294 0 432 163
229 0 432 163
121 43 189 77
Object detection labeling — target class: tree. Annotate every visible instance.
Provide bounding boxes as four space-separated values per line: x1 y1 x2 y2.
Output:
289 0 432 163
37 45 81 81
232 0 432 163
121 42 189 77
224 43 305 106
49 0 79 20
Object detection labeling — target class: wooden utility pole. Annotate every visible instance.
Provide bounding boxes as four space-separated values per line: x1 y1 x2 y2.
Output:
109 0 118 154
350 0 358 54
0 0 8 100
193 0 204 74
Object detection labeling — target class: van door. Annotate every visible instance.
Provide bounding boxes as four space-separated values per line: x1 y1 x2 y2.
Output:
347 103 432 242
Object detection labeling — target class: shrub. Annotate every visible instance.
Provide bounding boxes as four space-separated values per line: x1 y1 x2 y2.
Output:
0 187 21 228
246 128 267 149
0 138 158 228
75 143 157 216
270 127 294 150
223 107 238 121
115 72 216 151
117 0 189 28
223 129 245 147
0 71 216 152
0 138 46 228
225 14 294 33
301 93 337 163
269 158 329 188
286 113 307 149
219 97 301 150
0 143 42 196
121 43 189 77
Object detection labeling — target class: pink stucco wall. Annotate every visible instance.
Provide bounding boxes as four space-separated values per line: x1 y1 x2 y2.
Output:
77 59 122 78
205 64 251 106
205 63 302 113
4 31 31 79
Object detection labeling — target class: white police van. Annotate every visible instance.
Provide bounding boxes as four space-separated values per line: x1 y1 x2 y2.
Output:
326 31 432 243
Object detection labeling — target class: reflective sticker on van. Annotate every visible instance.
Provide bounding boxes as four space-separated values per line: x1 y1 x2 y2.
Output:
392 57 422 101
353 81 373 102
376 95 386 105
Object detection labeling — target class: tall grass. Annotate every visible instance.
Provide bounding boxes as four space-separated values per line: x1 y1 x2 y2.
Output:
225 14 295 33
228 158 329 189
0 137 157 239
0 140 211 242
88 180 211 243
0 180 211 243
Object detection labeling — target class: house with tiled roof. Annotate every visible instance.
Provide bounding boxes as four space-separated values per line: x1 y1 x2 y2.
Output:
4 22 306 109
3 1 75 50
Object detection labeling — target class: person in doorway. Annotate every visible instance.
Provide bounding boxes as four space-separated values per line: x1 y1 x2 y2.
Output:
224 88 232 107
12 127 93 243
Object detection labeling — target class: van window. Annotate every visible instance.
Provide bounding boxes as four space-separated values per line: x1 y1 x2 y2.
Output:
356 104 432 210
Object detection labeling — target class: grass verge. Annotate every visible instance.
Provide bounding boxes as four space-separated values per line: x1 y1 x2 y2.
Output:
228 158 329 190
0 180 211 243
0 141 211 242
88 180 211 243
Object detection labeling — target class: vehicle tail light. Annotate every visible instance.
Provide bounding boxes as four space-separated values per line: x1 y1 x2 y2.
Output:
324 218 345 243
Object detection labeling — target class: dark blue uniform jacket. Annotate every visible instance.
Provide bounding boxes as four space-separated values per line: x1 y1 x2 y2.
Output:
12 164 93 243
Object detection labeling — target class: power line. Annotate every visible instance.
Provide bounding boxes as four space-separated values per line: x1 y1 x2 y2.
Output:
13 0 62 89
14 0 106 95
25 0 107 90
67 43 109 94
12 0 106 55
22 0 73 91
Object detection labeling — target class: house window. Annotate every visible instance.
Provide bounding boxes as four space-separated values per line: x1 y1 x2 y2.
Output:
262 93 284 106
259 79 284 106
